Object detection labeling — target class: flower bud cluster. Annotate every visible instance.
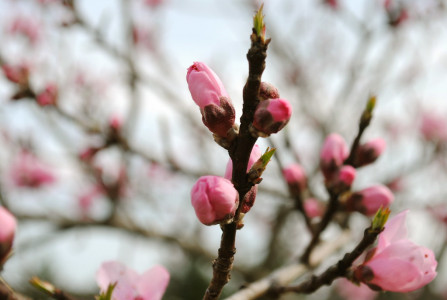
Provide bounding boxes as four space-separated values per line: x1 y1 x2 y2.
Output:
320 133 355 192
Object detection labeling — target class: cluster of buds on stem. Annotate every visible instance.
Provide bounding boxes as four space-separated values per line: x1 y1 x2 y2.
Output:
320 133 356 193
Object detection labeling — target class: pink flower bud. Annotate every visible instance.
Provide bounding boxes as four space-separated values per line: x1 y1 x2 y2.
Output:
304 198 324 219
259 82 279 101
320 133 349 179
282 164 307 195
9 16 40 44
96 261 170 300
420 111 447 143
337 165 356 186
355 138 386 167
241 186 257 214
187 62 235 137
1 64 29 85
253 98 292 135
346 185 393 216
354 211 437 292
224 145 262 180
11 151 56 188
191 176 239 225
0 207 16 264
325 0 338 9
36 83 58 106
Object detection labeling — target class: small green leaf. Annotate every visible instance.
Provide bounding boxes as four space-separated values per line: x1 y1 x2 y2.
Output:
366 95 376 114
96 283 116 300
371 207 390 231
260 147 276 165
253 4 265 38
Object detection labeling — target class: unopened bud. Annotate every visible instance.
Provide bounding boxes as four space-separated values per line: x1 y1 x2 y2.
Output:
355 138 386 167
304 198 325 219
187 62 236 137
346 185 394 216
190 176 239 225
320 133 349 180
36 83 58 106
252 98 292 136
282 163 307 195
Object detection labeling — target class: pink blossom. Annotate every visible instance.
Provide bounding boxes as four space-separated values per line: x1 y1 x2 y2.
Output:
191 176 239 225
186 62 229 108
109 115 123 131
1 64 29 85
354 211 437 292
187 62 235 137
346 185 393 216
0 207 16 264
253 98 292 135
304 198 324 218
324 0 338 9
420 111 447 143
337 165 356 187
336 278 377 300
224 145 262 180
282 164 307 195
36 83 58 106
144 0 164 8
320 133 349 179
9 16 40 44
10 151 56 188
96 261 170 300
356 138 386 167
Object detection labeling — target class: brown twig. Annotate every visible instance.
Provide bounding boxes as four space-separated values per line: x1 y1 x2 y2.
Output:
224 230 351 300
202 29 270 300
273 226 381 296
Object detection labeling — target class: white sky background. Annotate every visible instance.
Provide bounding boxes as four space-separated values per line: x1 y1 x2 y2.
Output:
1 0 447 296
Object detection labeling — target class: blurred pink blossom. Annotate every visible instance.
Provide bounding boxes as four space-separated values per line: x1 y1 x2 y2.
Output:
1 63 29 85
320 133 349 179
354 210 437 292
356 138 386 167
36 83 58 106
337 165 356 187
336 278 377 300
0 207 16 264
304 198 324 219
283 163 307 194
9 16 40 44
191 175 238 225
96 261 170 300
144 0 164 8
420 111 447 143
10 151 56 188
346 185 393 216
